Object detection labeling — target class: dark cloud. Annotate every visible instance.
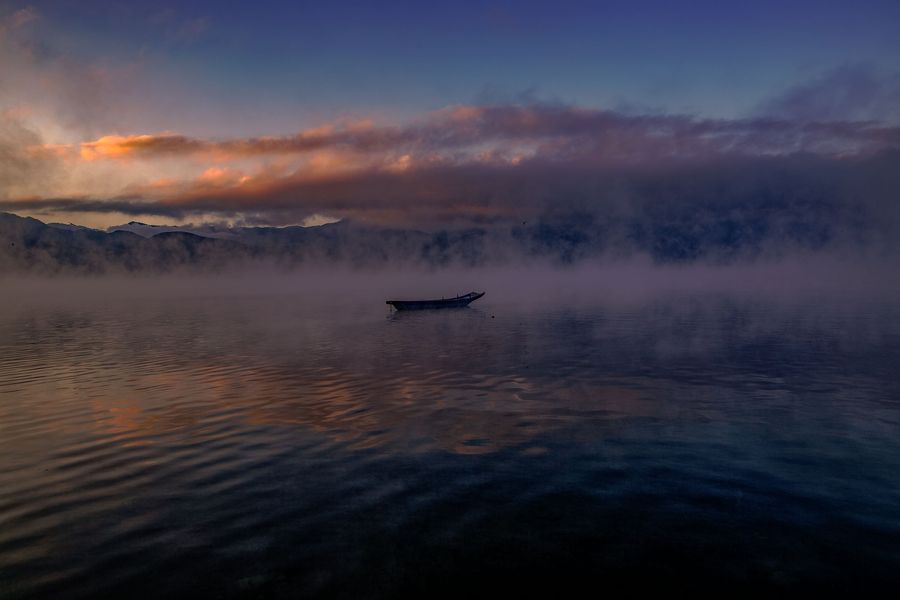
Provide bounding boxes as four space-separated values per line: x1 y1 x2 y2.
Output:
758 65 900 123
1 197 188 218
6 150 900 264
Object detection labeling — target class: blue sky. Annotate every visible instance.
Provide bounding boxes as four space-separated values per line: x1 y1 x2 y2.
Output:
15 0 900 134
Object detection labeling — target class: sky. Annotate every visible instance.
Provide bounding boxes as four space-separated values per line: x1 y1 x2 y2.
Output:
2 0 900 228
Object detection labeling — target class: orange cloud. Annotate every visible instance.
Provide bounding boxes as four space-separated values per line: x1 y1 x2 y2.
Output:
198 166 245 184
79 134 203 160
11 103 900 230
385 153 413 173
67 104 900 169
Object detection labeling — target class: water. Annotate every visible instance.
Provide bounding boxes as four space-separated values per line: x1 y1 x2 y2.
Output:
2 279 900 597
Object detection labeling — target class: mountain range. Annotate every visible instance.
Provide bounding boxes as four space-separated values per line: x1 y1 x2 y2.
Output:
0 197 890 274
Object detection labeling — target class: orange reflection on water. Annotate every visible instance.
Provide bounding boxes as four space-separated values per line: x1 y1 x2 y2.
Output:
81 356 654 456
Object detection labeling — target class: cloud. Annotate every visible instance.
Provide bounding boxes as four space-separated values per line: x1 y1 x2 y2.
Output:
6 149 900 247
0 6 38 36
758 65 900 123
78 134 207 160
67 105 900 164
10 98 894 232
6 135 900 267
0 110 61 198
2 197 167 214
0 5 129 136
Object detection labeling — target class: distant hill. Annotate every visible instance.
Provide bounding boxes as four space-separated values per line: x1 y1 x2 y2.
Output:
0 196 887 274
104 221 242 240
1 213 481 273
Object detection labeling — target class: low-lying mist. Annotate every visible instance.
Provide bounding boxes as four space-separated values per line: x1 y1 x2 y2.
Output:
3 257 898 313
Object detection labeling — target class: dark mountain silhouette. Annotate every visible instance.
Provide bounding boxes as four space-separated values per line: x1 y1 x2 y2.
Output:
0 198 885 274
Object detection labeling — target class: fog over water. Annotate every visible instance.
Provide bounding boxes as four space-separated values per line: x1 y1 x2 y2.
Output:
3 255 898 302
2 265 900 597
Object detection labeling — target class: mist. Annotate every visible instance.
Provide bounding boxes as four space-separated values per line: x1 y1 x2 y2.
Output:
3 255 898 312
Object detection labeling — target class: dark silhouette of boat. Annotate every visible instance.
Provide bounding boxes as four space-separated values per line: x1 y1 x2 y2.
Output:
386 291 485 310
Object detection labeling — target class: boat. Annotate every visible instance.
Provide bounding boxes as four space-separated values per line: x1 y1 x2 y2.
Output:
386 291 485 311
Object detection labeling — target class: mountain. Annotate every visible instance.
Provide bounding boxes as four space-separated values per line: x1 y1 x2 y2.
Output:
1 213 247 274
106 221 242 240
1 213 483 274
0 195 889 274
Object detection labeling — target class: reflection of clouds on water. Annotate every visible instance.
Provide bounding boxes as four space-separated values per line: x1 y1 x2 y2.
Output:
3 289 899 460
83 361 651 455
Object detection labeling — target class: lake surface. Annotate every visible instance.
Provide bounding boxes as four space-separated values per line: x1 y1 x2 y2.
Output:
2 279 900 597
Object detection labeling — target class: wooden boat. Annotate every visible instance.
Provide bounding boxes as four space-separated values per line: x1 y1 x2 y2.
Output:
386 291 485 311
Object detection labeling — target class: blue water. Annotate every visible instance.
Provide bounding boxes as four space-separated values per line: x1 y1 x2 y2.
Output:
1 285 899 597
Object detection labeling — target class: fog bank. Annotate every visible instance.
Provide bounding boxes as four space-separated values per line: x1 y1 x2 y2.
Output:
3 258 898 312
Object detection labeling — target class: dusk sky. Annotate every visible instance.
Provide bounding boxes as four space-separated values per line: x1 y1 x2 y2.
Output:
2 0 900 227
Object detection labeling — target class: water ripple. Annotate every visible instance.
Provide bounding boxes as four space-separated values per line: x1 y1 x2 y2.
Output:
1 292 900 596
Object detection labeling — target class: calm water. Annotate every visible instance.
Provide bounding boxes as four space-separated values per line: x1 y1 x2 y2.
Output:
2 281 900 597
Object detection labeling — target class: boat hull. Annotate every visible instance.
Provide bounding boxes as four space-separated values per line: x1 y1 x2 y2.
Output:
386 292 484 310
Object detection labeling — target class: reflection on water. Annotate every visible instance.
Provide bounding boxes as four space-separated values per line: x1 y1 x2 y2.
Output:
1 288 900 596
